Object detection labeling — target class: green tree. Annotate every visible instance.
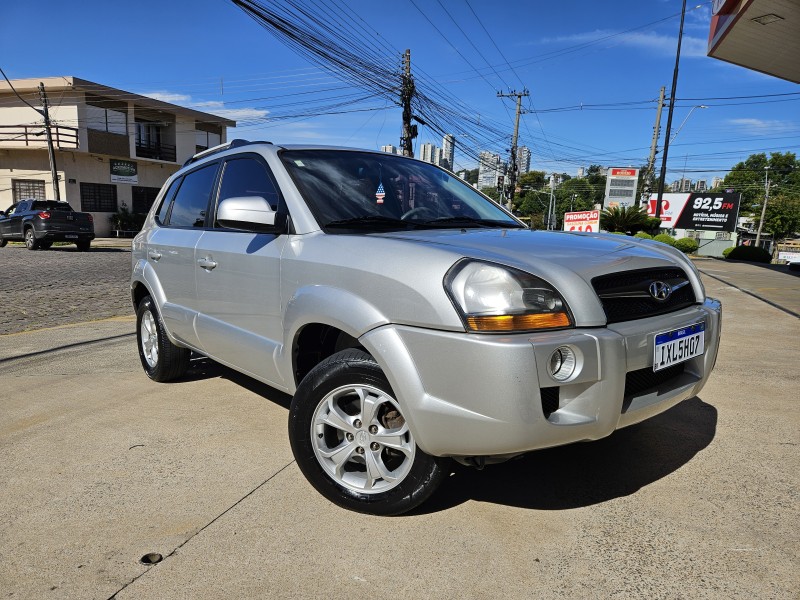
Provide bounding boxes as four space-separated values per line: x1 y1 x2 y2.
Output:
722 152 800 212
462 168 478 185
518 170 547 190
600 206 648 233
755 195 800 242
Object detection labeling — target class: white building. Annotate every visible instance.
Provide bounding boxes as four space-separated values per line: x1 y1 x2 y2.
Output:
517 146 531 174
712 176 724 189
695 179 707 192
0 76 234 236
671 178 692 193
419 142 439 165
441 134 455 171
477 151 501 190
381 144 401 154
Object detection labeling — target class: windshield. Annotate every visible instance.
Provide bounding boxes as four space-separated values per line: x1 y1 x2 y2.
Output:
280 149 524 232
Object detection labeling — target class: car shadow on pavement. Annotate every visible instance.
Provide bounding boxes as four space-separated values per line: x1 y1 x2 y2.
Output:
181 355 293 409
415 396 717 514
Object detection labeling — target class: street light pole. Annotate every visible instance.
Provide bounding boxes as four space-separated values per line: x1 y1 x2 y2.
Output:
755 167 770 248
670 105 708 144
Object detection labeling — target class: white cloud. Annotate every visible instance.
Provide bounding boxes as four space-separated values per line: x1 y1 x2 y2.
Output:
542 30 708 58
202 106 269 122
141 91 192 103
727 118 795 134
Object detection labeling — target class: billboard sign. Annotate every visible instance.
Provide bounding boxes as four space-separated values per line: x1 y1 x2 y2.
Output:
647 192 741 231
604 167 639 208
563 210 600 233
110 159 138 184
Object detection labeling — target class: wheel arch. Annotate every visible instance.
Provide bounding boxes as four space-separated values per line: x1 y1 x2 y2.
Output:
283 286 390 393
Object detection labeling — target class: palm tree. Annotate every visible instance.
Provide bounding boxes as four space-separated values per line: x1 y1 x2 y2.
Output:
600 205 648 233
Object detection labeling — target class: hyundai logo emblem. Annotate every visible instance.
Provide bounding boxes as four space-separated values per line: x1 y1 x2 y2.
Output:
648 281 672 301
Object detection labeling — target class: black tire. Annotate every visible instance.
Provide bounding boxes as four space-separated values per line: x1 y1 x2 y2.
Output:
136 295 190 382
39 241 52 250
288 349 448 515
76 240 91 251
24 228 39 250
0 238 7 248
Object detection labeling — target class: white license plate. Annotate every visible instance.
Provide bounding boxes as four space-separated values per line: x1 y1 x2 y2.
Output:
65 235 78 239
653 322 705 372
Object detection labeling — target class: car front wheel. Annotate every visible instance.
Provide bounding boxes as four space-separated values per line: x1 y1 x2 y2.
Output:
289 349 448 515
136 295 190 382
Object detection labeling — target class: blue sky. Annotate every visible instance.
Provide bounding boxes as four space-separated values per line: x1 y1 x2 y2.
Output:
1 0 798 182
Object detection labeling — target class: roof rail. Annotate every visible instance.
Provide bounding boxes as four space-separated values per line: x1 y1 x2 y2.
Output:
182 139 272 167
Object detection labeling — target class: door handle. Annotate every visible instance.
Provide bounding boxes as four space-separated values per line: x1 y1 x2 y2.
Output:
148 250 162 261
197 257 217 270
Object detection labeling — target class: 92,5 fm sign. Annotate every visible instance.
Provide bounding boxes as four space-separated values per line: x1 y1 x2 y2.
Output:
647 192 741 232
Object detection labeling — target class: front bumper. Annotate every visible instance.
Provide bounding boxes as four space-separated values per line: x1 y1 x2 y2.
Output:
360 298 722 458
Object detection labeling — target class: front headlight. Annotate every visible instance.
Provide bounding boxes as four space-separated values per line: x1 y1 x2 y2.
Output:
445 260 573 332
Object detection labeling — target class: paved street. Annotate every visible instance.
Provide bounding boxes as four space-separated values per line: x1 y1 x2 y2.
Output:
0 244 132 334
0 261 798 599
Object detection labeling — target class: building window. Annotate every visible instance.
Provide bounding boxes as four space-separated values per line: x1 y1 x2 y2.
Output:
80 182 118 212
86 104 127 135
11 179 46 202
195 130 221 152
132 186 161 214
715 231 731 240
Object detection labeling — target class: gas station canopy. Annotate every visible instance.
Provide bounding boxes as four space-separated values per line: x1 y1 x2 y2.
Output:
708 0 800 84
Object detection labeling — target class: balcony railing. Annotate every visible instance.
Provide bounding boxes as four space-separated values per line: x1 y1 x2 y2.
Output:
135 140 176 162
0 124 79 149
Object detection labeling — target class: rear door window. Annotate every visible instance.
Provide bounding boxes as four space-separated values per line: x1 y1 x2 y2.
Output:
165 163 219 228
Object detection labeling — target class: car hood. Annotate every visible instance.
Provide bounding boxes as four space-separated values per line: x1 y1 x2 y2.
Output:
378 228 703 326
381 228 682 273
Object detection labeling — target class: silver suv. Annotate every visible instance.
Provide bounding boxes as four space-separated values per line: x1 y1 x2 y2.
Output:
131 140 721 515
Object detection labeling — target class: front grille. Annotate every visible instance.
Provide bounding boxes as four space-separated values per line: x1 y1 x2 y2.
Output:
540 387 559 418
592 268 696 324
623 363 685 399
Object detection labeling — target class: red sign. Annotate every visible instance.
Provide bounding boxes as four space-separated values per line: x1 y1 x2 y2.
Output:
563 210 600 232
610 168 636 177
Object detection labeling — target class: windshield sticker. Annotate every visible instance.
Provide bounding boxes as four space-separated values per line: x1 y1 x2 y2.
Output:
294 160 305 167
375 182 385 204
375 164 385 204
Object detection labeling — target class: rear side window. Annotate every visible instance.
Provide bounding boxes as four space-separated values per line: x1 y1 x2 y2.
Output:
156 178 181 224
217 157 280 212
165 163 218 227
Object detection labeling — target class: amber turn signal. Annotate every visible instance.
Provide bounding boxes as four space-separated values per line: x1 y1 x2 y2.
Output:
466 312 571 332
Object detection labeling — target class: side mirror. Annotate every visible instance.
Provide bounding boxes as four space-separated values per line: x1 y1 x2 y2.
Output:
217 196 284 232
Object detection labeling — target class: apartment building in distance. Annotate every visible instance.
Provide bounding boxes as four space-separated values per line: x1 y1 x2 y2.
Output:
0 77 234 236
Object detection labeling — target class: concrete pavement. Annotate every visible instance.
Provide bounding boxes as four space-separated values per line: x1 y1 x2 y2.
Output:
0 272 798 599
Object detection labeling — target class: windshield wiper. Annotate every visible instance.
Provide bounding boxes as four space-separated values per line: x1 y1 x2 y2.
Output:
325 215 410 230
415 216 525 229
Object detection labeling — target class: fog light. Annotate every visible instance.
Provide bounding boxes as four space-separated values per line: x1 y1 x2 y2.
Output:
548 346 576 381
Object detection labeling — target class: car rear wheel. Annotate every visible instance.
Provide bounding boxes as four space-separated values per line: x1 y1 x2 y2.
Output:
136 295 190 382
24 229 39 250
289 349 448 515
0 238 7 248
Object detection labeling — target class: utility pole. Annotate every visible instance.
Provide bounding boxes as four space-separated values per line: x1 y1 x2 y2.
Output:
755 166 770 248
641 86 666 206
38 82 61 201
399 49 417 158
497 89 529 210
655 0 688 220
